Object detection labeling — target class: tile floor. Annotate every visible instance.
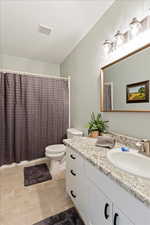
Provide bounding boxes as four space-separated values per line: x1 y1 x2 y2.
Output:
0 158 73 225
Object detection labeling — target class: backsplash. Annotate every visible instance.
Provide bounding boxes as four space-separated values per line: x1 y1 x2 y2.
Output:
103 131 144 151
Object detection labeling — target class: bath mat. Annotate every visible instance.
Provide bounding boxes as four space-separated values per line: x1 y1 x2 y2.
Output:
24 163 52 186
33 207 85 225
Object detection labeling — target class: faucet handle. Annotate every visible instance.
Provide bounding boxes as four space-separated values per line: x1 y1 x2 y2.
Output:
142 139 150 155
136 141 144 151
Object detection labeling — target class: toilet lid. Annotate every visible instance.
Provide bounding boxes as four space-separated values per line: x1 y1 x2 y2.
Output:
45 144 65 154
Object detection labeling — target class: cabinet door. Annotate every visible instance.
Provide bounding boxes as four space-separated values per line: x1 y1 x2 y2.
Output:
86 179 112 225
112 207 134 225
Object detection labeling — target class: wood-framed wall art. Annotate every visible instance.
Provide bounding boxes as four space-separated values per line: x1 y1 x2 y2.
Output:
126 80 149 104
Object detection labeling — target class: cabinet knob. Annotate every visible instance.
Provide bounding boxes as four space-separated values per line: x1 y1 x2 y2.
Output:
104 203 109 219
70 190 76 198
113 213 119 225
70 169 76 176
70 154 76 160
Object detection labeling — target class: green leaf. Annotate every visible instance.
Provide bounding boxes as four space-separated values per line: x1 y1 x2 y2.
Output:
86 112 109 133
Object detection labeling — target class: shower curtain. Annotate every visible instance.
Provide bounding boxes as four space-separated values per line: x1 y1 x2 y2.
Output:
0 72 69 166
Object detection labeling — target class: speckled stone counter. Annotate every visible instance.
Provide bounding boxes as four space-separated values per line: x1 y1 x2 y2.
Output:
64 137 150 208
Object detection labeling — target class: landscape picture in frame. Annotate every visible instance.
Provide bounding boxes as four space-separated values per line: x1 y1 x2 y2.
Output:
126 80 149 103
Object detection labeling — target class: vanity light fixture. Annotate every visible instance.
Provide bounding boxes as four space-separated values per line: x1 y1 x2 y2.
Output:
103 9 150 55
129 17 141 37
103 40 112 55
113 30 125 48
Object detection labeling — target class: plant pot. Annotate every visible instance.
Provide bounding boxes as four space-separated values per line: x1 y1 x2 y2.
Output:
89 130 100 138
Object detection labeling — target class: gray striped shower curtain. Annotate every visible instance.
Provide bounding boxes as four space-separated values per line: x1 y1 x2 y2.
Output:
0 72 69 166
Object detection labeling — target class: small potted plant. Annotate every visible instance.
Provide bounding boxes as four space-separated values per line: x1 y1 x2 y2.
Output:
87 112 109 138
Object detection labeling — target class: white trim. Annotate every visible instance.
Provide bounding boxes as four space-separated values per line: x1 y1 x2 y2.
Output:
68 76 71 128
0 69 69 80
104 82 114 110
101 29 150 68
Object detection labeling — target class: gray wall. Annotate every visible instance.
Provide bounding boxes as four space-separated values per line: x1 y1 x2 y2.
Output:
0 54 60 76
60 0 150 139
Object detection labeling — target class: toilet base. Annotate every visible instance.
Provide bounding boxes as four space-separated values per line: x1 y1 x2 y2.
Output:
48 158 66 178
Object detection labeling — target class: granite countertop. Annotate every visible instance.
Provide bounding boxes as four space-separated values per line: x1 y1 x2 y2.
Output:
64 137 150 208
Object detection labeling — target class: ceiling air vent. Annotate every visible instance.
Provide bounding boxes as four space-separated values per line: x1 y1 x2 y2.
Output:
39 24 52 35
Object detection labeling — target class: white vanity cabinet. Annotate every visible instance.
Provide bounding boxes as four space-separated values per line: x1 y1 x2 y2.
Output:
66 146 150 225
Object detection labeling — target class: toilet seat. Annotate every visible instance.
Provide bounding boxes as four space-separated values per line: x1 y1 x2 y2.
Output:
45 144 65 154
45 151 65 158
45 151 65 161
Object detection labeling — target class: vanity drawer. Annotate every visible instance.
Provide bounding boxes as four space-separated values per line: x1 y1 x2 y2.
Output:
67 175 88 224
67 181 78 200
66 166 80 190
66 147 84 174
66 159 84 192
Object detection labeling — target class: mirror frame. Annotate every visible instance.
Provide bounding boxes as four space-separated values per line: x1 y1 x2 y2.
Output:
100 43 150 112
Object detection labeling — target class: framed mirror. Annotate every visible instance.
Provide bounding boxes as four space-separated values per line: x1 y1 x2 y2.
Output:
100 43 150 112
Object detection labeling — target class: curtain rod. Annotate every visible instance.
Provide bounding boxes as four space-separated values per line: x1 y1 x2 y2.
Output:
0 69 70 80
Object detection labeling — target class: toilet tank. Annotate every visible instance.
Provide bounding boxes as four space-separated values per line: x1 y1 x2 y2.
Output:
67 128 83 139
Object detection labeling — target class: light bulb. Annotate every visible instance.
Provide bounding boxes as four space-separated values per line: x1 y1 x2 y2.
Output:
129 17 141 37
103 40 112 55
113 30 125 48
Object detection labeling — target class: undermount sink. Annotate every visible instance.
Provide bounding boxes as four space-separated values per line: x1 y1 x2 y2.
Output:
107 149 150 179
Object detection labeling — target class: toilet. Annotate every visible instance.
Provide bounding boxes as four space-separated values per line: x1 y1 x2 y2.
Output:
45 128 83 176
